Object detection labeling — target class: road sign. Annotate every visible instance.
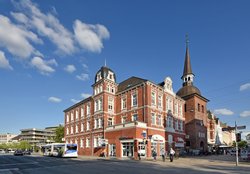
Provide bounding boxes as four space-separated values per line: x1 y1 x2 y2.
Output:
236 126 246 130
222 125 246 131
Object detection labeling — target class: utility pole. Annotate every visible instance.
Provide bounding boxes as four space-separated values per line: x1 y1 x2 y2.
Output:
222 122 246 167
235 121 239 166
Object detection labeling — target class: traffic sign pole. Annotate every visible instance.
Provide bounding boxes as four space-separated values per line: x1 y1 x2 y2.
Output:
235 121 239 166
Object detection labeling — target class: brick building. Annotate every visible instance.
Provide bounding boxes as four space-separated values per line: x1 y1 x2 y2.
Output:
177 40 209 152
64 67 185 158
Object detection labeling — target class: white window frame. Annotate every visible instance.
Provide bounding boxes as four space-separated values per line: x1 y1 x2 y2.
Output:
80 139 84 148
81 123 84 132
158 95 162 109
81 107 84 118
132 113 138 121
76 109 79 120
76 124 78 133
151 91 156 106
121 97 127 110
151 113 156 125
131 93 137 107
86 138 90 148
87 121 90 131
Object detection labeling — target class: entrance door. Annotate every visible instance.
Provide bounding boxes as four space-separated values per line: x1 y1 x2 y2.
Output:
138 142 146 157
109 144 116 157
122 142 134 157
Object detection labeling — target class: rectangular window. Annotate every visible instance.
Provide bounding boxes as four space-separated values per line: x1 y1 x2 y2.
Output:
151 92 156 106
167 116 173 128
87 104 90 116
175 103 178 115
122 116 127 123
132 93 137 107
81 123 84 132
175 120 178 130
121 98 127 110
76 125 78 133
71 112 74 121
202 105 204 113
80 139 84 148
81 107 84 117
71 126 73 134
98 118 103 128
87 121 90 131
108 117 113 126
198 103 200 112
76 110 79 120
66 127 69 135
151 113 156 125
157 115 162 126
99 98 103 111
94 100 98 112
132 114 138 121
66 114 69 122
158 95 162 108
86 138 90 148
108 97 114 112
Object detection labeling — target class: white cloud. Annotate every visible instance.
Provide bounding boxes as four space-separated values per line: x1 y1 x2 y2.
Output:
12 0 76 55
240 111 250 118
214 108 234 116
0 50 13 70
48 96 62 103
240 83 250 91
31 56 57 75
76 73 89 81
73 19 110 53
71 99 81 104
64 65 76 73
0 14 42 58
82 63 88 71
81 93 91 99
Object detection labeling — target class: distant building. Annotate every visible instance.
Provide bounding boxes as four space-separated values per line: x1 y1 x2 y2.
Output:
177 38 209 152
0 133 17 144
19 127 56 148
246 134 250 145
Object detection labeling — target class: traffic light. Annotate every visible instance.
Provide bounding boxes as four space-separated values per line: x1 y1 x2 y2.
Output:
236 133 241 142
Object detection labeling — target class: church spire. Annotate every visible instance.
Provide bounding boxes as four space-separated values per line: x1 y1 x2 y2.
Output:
181 34 194 86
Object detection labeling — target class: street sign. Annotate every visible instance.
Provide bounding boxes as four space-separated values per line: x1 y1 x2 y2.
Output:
236 126 246 130
222 125 246 131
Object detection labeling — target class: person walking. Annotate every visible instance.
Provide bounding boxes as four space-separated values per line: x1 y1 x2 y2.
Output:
152 149 157 161
160 148 166 162
169 148 175 162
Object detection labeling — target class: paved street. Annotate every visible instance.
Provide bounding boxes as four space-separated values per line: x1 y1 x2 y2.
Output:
0 154 249 174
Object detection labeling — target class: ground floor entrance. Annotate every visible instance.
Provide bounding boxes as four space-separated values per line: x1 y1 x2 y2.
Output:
122 142 134 157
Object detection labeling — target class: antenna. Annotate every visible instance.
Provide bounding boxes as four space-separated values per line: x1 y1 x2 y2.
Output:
104 58 107 67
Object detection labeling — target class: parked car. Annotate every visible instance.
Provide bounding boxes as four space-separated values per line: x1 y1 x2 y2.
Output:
0 149 5 154
23 150 31 155
14 150 24 156
240 150 250 160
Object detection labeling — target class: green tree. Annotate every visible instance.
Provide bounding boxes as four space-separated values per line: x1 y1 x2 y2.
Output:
54 125 64 143
18 141 32 150
238 141 248 149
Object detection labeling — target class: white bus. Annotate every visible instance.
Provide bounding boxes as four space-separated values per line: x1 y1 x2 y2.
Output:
42 143 78 158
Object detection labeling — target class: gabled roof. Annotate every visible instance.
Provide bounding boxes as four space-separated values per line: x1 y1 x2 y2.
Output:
118 76 147 93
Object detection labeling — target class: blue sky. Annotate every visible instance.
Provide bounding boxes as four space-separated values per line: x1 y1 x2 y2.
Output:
0 0 250 138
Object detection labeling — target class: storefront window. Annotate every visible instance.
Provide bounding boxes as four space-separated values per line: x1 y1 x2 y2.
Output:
122 142 134 157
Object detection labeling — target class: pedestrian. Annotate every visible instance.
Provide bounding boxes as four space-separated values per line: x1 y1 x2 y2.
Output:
152 149 157 161
138 149 141 160
160 148 166 162
169 148 175 162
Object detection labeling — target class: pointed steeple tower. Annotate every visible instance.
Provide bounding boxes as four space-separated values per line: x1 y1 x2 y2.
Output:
181 34 194 87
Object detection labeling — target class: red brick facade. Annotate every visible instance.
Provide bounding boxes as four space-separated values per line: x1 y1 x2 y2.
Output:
64 67 185 158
